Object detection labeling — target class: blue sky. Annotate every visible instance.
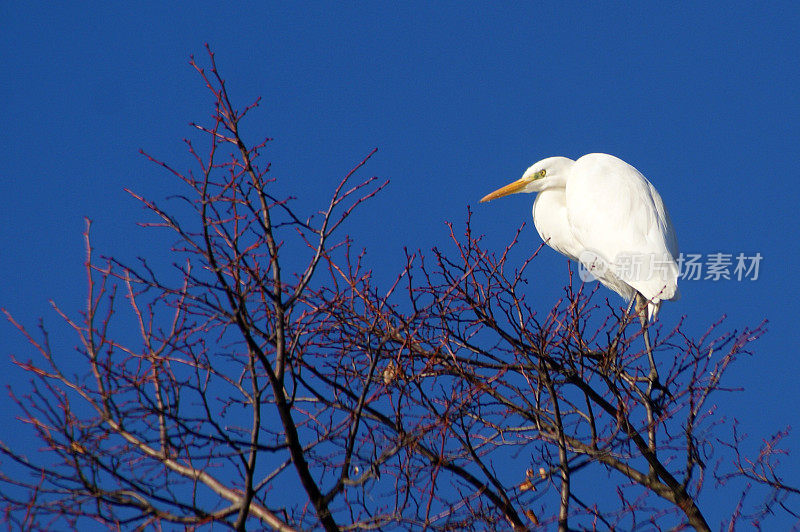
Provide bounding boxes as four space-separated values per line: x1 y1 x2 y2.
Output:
2 2 798 527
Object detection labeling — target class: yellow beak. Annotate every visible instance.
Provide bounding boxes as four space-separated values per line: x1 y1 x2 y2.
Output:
479 177 529 203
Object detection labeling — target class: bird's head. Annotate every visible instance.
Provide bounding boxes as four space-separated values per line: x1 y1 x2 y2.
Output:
480 156 574 203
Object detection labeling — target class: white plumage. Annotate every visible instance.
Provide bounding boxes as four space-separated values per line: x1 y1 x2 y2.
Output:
481 153 679 320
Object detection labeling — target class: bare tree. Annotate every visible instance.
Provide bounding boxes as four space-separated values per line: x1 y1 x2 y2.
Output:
1 47 796 531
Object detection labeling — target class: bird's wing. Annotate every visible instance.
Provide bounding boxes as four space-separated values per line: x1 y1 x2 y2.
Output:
566 154 679 302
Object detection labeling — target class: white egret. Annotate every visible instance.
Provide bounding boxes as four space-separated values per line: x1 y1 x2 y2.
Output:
480 153 679 319
480 153 680 382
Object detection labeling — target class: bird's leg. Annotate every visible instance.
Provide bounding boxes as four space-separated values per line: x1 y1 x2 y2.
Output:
635 293 660 476
636 293 658 386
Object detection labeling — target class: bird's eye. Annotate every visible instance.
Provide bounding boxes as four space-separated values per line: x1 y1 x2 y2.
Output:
539 169 546 178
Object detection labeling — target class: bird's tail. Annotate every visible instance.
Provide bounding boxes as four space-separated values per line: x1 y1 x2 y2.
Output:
647 300 661 322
